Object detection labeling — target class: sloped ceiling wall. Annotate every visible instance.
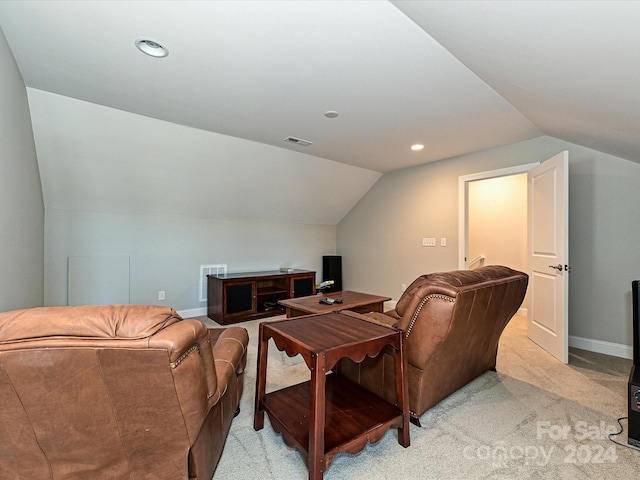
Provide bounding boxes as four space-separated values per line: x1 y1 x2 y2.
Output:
0 1 542 173
29 89 382 225
0 27 44 311
7 0 640 229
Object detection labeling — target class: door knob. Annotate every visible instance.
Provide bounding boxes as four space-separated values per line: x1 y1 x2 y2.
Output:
548 264 563 272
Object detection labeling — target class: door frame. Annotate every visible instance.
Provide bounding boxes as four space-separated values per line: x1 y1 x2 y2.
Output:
458 162 539 269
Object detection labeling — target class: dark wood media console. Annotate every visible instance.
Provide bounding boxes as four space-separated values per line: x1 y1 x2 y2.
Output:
207 269 316 325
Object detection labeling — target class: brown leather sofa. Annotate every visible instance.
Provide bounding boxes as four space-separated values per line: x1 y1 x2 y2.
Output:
337 265 528 426
0 304 248 479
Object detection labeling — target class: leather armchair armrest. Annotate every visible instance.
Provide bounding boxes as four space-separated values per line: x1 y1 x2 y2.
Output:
365 311 400 328
209 327 249 406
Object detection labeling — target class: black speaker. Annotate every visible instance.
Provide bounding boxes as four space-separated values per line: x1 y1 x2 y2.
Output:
629 280 640 446
322 255 342 293
629 366 640 447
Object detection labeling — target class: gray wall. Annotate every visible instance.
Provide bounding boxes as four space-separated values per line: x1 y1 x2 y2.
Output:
337 136 640 350
45 209 336 313
27 89 368 315
0 28 44 311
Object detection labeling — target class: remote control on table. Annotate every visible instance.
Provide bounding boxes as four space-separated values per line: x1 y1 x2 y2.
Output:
319 297 343 305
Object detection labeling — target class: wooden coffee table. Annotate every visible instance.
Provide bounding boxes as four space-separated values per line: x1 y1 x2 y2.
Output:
253 311 410 480
278 290 391 318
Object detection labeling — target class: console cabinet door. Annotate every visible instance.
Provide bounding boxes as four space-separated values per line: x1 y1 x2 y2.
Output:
224 282 256 317
291 274 315 298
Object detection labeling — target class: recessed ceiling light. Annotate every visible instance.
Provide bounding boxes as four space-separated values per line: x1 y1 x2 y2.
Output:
324 110 339 118
135 38 169 58
411 144 425 151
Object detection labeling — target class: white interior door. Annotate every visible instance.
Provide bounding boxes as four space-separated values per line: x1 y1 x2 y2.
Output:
527 151 569 363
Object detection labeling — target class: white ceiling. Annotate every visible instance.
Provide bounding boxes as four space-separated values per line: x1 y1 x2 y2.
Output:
1 1 638 223
394 0 640 162
0 0 545 174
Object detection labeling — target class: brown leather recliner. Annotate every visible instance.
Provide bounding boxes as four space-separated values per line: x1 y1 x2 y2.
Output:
337 265 528 426
0 304 248 479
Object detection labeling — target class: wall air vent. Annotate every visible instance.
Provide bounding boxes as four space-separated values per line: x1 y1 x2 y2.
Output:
284 136 312 147
199 264 227 302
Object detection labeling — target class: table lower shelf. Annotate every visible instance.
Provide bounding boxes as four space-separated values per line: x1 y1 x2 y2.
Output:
260 374 404 467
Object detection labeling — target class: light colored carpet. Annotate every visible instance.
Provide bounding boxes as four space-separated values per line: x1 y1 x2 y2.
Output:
193 314 639 479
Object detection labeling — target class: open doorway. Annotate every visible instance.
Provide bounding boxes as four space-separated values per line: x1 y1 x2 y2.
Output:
458 163 539 316
468 173 527 273
458 163 539 270
458 154 569 363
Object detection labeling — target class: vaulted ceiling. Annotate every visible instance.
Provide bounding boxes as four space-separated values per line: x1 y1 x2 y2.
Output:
1 1 638 224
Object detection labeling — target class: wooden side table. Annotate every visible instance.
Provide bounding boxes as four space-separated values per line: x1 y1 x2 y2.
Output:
253 311 409 480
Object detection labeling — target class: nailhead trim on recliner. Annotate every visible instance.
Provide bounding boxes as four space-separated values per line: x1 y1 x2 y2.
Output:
406 294 455 338
170 344 200 369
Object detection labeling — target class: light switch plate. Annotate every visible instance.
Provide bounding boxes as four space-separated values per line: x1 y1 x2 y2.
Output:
422 237 436 247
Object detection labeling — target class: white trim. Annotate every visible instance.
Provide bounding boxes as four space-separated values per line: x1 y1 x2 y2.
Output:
458 162 539 269
569 334 632 360
178 307 207 319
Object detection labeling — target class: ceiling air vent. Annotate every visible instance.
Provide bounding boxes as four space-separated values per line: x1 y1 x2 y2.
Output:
284 136 312 147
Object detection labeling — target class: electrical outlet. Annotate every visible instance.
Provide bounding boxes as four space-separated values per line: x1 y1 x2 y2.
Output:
401 283 407 292
422 237 436 247
441 237 447 247
158 290 165 301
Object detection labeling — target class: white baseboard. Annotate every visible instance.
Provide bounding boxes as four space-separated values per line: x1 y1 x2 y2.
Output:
569 334 633 360
177 307 207 319
515 307 630 359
